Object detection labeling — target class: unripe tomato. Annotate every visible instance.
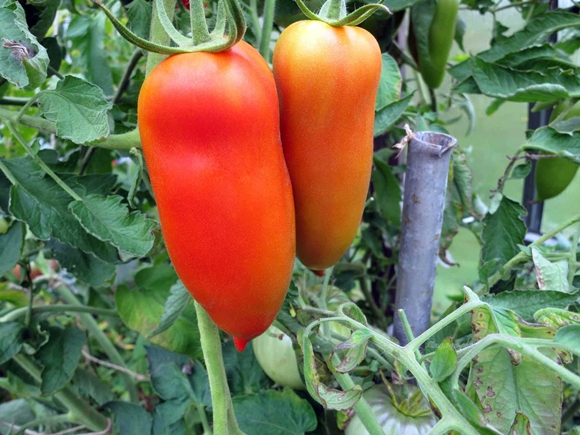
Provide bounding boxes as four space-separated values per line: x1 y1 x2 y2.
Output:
273 21 381 272
252 326 305 390
0 217 8 235
138 42 296 349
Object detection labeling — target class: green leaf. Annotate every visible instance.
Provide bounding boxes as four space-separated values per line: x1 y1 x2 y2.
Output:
69 194 156 258
375 53 401 111
471 58 578 102
511 162 532 180
233 389 317 435
73 367 115 406
430 337 457 382
522 127 580 163
0 399 36 427
46 240 116 287
65 15 114 96
0 0 49 90
468 346 562 435
3 157 119 264
330 328 372 374
482 290 578 322
38 76 112 144
223 341 269 396
374 94 413 137
531 247 569 292
126 0 152 39
371 157 401 228
554 324 580 349
0 321 23 364
149 281 192 338
0 282 28 306
454 16 466 51
105 402 153 435
480 196 526 267
27 0 60 40
498 44 577 70
37 327 86 395
116 266 202 359
0 221 24 275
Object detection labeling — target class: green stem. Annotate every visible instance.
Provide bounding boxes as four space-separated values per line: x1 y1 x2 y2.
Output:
197 404 212 435
7 123 83 201
0 158 17 185
568 222 580 287
112 49 144 105
92 129 142 150
249 0 262 45
190 0 211 44
14 413 72 435
398 309 426 370
0 97 30 106
13 354 109 432
25 264 34 327
0 304 117 323
331 354 385 435
258 0 276 62
359 277 385 327
319 269 332 338
195 301 246 435
323 0 345 20
15 94 41 124
147 0 177 74
55 283 139 402
0 106 56 135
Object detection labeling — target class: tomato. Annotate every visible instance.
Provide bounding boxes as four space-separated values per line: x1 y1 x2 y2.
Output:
345 384 435 435
252 326 305 390
534 100 580 201
138 41 296 350
0 217 8 235
412 0 458 89
273 21 381 272
12 259 59 281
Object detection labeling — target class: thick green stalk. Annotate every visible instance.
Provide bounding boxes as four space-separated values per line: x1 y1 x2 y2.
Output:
13 355 109 432
147 0 177 74
195 302 245 435
56 283 139 402
258 0 276 62
14 414 72 435
0 304 117 323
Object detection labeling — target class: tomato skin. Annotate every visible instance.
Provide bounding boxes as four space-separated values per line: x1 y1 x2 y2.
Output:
138 42 296 342
273 21 381 271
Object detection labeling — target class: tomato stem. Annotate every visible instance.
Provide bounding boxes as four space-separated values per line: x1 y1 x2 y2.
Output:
189 0 211 44
258 0 276 62
195 301 247 435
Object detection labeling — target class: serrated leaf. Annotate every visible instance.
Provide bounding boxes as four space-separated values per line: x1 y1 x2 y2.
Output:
149 281 192 338
223 341 269 396
3 157 120 264
481 196 527 267
374 94 413 137
105 402 153 435
38 76 112 144
0 0 49 90
531 247 569 292
430 337 457 382
69 194 156 258
73 367 115 406
375 53 401 111
37 327 86 394
233 389 317 435
0 220 24 275
126 0 152 39
0 321 23 364
483 290 578 322
46 240 115 287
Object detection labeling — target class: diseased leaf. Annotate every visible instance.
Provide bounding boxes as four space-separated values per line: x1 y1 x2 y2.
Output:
233 389 317 435
38 76 112 144
0 0 49 90
69 194 156 258
37 327 86 395
531 247 569 292
0 221 24 275
482 290 578 322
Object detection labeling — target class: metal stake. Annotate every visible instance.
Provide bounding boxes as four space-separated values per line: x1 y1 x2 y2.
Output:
393 131 456 345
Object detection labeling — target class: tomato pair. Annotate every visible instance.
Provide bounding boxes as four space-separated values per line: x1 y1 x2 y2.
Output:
138 21 381 349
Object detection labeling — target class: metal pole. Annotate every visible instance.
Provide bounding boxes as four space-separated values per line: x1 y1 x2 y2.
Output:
393 131 456 345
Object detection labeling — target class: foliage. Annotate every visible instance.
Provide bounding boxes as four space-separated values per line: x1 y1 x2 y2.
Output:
1 0 580 434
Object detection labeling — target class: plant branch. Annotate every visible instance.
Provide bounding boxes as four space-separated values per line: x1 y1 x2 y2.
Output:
55 279 139 402
259 0 276 62
249 0 261 44
13 414 72 435
568 222 580 287
112 49 144 105
195 301 246 435
82 348 149 381
0 304 117 322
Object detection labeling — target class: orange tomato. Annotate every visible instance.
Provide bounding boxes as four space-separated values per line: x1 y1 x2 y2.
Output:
138 41 296 350
273 21 381 272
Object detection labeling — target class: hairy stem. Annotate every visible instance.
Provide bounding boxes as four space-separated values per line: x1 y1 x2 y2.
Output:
0 304 117 323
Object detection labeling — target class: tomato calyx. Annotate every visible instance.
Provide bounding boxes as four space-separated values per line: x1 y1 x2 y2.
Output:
294 0 390 27
92 0 245 55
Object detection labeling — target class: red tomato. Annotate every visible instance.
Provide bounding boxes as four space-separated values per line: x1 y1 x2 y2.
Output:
138 42 296 349
273 21 381 272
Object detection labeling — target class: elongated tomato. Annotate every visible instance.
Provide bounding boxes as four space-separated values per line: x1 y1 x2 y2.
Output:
273 21 381 271
138 41 295 349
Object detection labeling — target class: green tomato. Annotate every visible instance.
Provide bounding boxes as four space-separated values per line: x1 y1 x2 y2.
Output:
535 157 579 201
252 326 305 390
0 218 8 235
345 384 436 435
